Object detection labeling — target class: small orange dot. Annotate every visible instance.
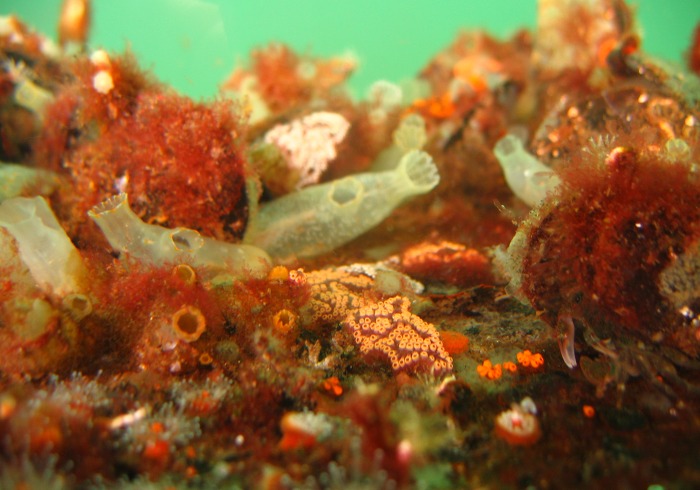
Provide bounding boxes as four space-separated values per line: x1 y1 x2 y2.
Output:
268 265 289 281
143 439 169 460
321 376 343 397
503 361 518 373
531 353 544 368
583 405 596 418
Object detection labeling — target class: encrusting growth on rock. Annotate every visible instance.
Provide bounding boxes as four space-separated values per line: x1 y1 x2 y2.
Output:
345 295 453 374
305 267 453 374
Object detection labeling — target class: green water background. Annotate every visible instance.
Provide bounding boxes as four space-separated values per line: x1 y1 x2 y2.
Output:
5 0 699 100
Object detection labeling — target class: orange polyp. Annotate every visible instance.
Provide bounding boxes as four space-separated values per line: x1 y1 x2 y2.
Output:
477 359 492 377
412 93 456 119
517 350 530 365
477 360 503 380
517 350 545 369
143 439 169 460
503 361 518 373
321 376 343 397
172 264 196 284
530 353 544 368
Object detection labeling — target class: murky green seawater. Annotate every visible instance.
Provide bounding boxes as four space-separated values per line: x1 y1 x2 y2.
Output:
5 0 698 99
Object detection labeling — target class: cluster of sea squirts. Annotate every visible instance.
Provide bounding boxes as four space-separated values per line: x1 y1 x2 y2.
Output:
1 1 700 487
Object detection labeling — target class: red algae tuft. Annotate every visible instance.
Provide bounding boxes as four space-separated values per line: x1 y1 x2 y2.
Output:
518 143 700 357
55 92 248 241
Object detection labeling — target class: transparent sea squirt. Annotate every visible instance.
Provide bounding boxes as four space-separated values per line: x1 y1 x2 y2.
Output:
243 149 440 259
89 193 272 278
493 134 561 207
0 196 86 296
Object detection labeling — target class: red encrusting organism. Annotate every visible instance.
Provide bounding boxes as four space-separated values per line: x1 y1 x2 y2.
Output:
399 240 494 288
